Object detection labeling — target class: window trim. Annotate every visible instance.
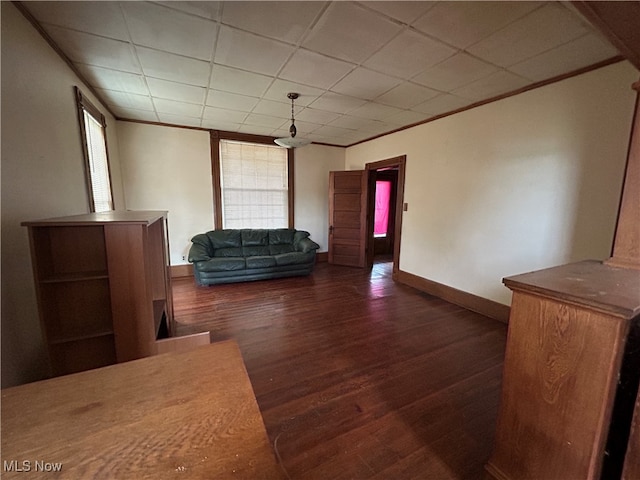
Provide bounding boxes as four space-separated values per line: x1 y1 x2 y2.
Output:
75 86 114 212
210 131 294 230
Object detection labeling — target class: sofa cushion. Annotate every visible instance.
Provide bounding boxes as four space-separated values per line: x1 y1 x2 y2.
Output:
207 230 241 249
197 257 245 272
246 255 277 269
269 228 295 245
241 229 268 246
214 247 243 258
275 252 312 266
270 244 294 255
242 245 270 256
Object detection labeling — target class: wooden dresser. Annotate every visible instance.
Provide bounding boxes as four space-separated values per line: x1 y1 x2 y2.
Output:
1 341 283 479
22 211 208 376
485 261 640 480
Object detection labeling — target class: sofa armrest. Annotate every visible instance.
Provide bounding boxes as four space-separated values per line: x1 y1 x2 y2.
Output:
188 233 214 262
296 237 320 254
188 243 212 262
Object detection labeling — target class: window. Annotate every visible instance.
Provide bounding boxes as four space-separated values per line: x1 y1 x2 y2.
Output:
75 87 113 212
212 134 294 229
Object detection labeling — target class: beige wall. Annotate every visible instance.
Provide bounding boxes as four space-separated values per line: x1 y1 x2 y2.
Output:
116 122 214 263
294 144 346 251
1 2 124 387
346 61 638 305
117 124 345 262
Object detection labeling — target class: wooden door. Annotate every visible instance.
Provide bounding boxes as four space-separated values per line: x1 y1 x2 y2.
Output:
328 170 369 267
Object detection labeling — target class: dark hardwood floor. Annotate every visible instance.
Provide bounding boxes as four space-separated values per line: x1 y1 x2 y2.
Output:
172 259 508 479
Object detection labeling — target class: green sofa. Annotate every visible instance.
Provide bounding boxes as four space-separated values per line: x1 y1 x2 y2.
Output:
188 228 320 286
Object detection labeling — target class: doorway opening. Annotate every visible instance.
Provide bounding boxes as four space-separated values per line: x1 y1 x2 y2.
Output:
365 156 406 280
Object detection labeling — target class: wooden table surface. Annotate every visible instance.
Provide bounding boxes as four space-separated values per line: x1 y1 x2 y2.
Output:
1 340 284 479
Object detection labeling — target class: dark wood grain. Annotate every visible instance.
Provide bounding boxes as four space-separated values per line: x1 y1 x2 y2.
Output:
1 341 283 479
173 260 508 479
487 261 640 480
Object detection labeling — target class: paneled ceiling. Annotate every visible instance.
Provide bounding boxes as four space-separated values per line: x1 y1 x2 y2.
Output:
21 1 621 147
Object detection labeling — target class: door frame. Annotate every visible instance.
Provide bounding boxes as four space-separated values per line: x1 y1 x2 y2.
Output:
365 155 406 279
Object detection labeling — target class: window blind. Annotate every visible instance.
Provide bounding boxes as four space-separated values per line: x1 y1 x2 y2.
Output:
219 140 288 229
83 110 113 213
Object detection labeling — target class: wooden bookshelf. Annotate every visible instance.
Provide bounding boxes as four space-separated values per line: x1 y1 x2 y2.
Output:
23 211 208 376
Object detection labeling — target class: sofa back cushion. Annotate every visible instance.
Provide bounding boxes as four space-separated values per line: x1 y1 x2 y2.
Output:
241 229 269 246
204 230 242 257
268 229 295 255
207 230 241 249
240 229 269 256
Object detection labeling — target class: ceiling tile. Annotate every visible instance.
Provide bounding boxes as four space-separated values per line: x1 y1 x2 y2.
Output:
251 99 294 118
157 1 221 21
412 93 474 116
384 110 432 126
157 113 202 128
221 1 326 44
95 88 154 111
44 26 141 73
215 25 295 76
361 1 436 25
154 98 203 117
111 108 159 122
27 0 621 146
312 125 355 138
203 106 248 124
375 82 440 109
147 78 206 104
451 71 530 102
136 47 210 87
329 115 383 131
279 49 353 89
358 120 397 135
122 2 217 61
509 33 621 82
263 80 324 105
244 113 289 129
201 118 241 131
468 3 590 67
209 65 273 97
331 68 401 100
349 102 404 121
364 30 456 79
239 124 276 136
412 1 542 49
295 107 342 124
412 53 499 91
206 90 259 111
24 2 129 41
302 2 402 63
308 92 367 114
76 65 148 95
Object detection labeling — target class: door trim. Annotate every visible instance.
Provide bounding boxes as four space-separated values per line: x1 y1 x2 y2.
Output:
365 155 406 278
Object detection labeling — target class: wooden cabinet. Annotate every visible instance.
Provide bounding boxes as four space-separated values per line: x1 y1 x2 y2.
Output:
23 211 194 376
485 261 640 480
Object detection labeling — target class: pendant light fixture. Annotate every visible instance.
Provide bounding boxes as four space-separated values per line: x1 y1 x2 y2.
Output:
274 93 311 148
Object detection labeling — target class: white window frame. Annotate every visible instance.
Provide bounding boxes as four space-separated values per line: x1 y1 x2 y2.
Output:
75 87 114 213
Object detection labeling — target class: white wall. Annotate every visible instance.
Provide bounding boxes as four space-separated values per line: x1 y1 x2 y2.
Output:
1 2 124 387
116 122 214 263
294 144 346 251
117 123 345 262
346 61 638 306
